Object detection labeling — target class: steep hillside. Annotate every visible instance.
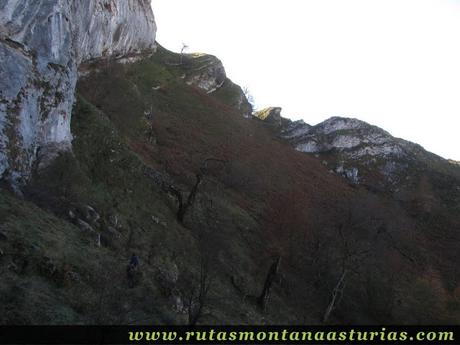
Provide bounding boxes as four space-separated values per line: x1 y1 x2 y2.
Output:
284 116 459 223
1 45 459 325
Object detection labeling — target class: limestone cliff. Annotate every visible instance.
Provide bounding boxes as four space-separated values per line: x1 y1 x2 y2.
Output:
174 49 252 117
182 53 227 94
254 108 460 193
282 116 417 185
0 0 156 184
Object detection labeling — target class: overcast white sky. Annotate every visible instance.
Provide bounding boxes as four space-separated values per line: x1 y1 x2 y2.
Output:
151 0 460 160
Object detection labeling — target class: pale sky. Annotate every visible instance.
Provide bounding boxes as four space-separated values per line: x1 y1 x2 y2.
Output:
151 0 460 160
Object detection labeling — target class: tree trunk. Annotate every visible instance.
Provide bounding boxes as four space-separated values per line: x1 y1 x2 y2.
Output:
169 174 202 223
258 256 281 311
322 270 347 323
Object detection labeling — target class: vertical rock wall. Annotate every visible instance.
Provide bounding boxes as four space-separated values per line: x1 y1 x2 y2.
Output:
0 0 156 183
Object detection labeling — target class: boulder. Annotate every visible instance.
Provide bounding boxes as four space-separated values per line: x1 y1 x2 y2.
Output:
82 205 100 224
76 219 94 232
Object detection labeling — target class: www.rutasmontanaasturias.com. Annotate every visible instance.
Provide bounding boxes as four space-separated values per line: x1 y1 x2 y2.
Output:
128 327 455 343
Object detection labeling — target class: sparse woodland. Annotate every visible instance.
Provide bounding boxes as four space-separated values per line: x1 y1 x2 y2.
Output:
0 46 459 325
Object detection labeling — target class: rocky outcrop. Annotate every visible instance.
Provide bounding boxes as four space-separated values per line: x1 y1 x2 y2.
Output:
288 116 460 192
256 110 456 189
255 107 283 126
282 116 415 159
281 116 422 186
183 54 226 94
178 51 252 117
0 0 156 184
73 1 156 62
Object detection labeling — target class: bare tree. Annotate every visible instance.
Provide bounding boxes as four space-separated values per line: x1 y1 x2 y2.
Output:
242 86 256 113
258 256 281 311
168 174 202 223
183 257 213 325
321 207 372 323
322 269 347 323
167 158 227 224
180 43 189 65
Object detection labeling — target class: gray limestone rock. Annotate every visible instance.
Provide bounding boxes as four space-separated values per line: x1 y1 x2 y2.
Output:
183 54 226 94
254 107 283 126
0 0 157 183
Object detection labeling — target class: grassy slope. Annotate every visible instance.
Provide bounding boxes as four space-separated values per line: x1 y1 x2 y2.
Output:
0 48 459 324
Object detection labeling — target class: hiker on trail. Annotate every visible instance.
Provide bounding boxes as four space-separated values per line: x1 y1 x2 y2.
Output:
127 253 140 288
129 253 140 269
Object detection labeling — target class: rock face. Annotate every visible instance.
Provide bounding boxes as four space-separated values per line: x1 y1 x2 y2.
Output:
0 0 156 183
183 53 227 94
283 116 415 158
177 50 252 117
255 110 458 190
73 1 156 62
255 107 283 126
281 116 425 187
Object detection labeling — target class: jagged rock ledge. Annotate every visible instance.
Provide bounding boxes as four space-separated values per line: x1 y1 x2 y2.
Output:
182 53 227 94
254 107 283 126
255 108 445 188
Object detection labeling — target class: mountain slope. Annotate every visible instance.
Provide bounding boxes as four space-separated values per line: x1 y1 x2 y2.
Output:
1 46 459 325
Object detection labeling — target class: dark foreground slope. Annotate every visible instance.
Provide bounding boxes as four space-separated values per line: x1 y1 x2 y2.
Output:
1 48 459 325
